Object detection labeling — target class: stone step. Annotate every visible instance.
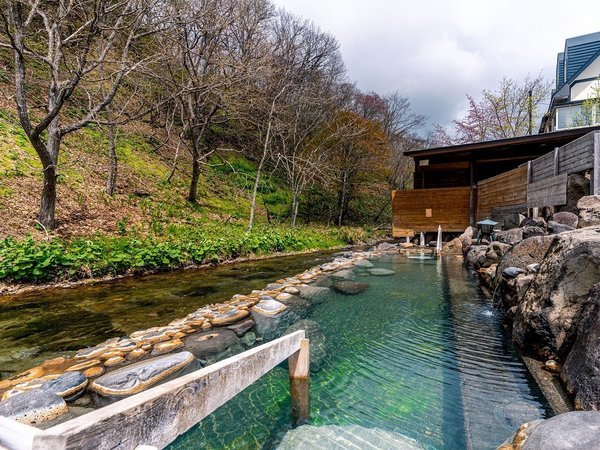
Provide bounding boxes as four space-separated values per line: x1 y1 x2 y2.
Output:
277 424 425 450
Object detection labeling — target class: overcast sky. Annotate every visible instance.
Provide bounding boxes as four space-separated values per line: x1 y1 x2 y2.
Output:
273 0 600 132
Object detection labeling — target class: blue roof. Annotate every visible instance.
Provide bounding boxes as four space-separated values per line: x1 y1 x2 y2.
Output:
557 31 600 90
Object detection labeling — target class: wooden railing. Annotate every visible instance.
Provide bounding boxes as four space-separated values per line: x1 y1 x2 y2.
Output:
0 330 310 450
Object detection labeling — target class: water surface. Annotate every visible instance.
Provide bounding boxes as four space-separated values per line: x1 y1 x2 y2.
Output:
169 254 549 449
0 250 339 378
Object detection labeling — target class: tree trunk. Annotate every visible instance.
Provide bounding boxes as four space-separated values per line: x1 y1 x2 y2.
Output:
39 163 57 230
188 133 201 203
106 124 118 195
248 118 273 232
337 172 348 227
290 192 299 229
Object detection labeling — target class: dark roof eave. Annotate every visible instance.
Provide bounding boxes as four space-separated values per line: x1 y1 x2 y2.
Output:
407 126 600 159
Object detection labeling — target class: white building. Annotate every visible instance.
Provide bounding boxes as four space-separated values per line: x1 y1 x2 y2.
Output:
541 31 600 132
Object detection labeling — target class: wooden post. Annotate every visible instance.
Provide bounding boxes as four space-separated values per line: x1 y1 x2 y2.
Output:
469 161 475 226
553 147 559 176
527 161 532 217
288 338 310 426
594 133 600 195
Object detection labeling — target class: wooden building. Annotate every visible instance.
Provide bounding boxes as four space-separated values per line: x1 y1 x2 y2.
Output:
392 125 600 237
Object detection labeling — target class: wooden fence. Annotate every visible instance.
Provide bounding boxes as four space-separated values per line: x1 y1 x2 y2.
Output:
527 131 600 207
392 187 471 234
0 331 310 450
476 165 528 221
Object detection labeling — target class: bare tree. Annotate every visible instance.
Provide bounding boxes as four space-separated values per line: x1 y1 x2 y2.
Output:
0 0 160 228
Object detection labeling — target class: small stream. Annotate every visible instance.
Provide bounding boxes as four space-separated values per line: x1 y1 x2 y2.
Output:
0 250 340 378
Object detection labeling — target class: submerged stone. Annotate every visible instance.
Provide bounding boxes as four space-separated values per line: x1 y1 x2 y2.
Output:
297 285 330 303
240 332 256 347
284 320 326 372
517 412 600 450
353 259 374 268
0 389 68 425
330 269 355 280
89 351 196 403
368 268 395 276
277 424 426 449
41 371 87 401
251 298 291 341
333 281 369 295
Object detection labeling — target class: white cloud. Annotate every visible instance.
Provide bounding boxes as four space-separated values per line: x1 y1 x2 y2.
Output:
273 0 600 131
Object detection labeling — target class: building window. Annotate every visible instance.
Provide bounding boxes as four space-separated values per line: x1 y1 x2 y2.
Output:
555 104 599 130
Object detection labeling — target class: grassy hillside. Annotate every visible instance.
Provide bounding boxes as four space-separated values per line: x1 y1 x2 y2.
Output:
0 106 376 286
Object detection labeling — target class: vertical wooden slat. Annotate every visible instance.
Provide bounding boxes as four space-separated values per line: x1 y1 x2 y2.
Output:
594 133 600 195
553 147 559 176
289 339 310 426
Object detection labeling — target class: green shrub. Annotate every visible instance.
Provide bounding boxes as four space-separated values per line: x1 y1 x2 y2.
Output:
0 223 369 284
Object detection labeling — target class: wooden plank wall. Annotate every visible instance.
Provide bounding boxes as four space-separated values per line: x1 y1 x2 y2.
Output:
476 165 528 221
527 173 568 207
392 188 470 233
530 131 597 182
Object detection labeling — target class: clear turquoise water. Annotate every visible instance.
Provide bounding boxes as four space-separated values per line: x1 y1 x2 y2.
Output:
169 254 549 449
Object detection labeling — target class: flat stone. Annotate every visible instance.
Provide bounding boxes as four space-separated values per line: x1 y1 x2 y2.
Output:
100 350 125 360
183 330 241 360
333 281 369 295
83 367 105 378
66 359 102 372
368 268 395 276
283 286 301 295
151 339 184 356
90 351 196 402
0 389 68 425
75 346 108 360
227 319 255 337
104 356 126 367
41 371 87 401
210 308 250 326
252 298 287 316
127 348 147 360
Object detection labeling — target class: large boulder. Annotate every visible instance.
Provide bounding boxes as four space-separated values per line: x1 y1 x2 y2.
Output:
520 217 547 229
495 228 524 245
89 351 196 405
562 284 600 410
465 245 487 269
522 225 546 240
548 220 575 234
513 227 600 359
552 211 579 229
500 412 600 450
504 213 526 230
458 226 476 254
496 235 555 277
578 195 600 228
485 242 512 262
561 174 590 214
441 237 463 255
